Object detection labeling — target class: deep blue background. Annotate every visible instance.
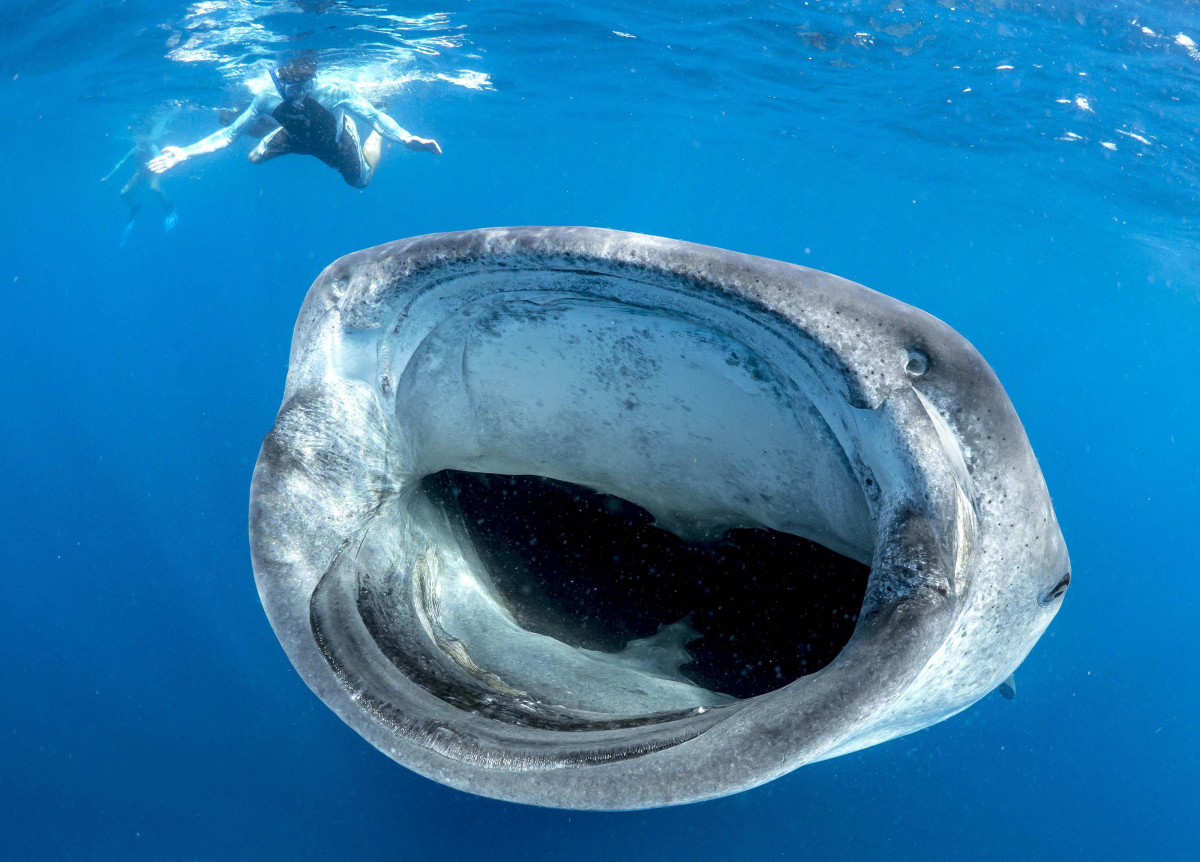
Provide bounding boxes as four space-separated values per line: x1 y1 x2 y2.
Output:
2 2 1197 859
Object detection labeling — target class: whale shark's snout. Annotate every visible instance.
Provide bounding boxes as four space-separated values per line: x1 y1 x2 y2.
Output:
249 227 1068 809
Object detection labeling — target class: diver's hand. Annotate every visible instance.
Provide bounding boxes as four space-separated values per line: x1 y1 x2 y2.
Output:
149 146 187 174
405 136 442 155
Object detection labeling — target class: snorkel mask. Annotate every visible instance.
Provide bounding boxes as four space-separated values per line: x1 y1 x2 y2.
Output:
270 66 313 103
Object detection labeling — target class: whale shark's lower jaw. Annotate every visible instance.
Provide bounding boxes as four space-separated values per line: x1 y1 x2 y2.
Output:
250 227 1068 809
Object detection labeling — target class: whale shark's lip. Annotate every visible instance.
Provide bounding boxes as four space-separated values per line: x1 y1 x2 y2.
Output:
250 227 1068 809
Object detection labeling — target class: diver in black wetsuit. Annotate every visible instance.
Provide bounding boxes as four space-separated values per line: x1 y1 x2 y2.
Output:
148 58 441 187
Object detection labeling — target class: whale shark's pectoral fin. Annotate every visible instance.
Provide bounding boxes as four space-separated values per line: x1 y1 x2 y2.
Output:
998 674 1016 700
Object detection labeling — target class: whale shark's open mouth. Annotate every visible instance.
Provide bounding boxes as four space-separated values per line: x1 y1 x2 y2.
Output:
304 274 875 740
421 469 870 702
251 227 1068 808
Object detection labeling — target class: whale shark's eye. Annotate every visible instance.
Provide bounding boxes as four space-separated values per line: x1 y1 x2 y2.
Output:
905 349 929 377
1039 570 1071 607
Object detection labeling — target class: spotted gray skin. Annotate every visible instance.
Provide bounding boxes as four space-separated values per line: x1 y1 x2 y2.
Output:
249 226 1069 809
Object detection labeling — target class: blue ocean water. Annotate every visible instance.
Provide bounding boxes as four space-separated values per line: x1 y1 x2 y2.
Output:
2 0 1197 858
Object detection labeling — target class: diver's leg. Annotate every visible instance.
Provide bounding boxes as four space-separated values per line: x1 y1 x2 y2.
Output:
119 173 142 246
335 116 377 188
363 130 383 172
249 126 293 164
353 130 383 188
120 173 142 216
148 175 178 232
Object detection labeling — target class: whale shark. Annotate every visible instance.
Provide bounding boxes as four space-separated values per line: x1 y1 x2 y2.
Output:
249 227 1069 809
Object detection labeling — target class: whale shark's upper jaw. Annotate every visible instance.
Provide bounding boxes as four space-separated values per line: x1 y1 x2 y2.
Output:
250 227 1069 809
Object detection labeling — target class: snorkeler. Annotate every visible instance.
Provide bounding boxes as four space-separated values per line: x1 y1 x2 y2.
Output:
102 138 179 246
148 58 441 188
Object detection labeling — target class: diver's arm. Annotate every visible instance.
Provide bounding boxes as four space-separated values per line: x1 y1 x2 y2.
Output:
342 89 442 154
101 147 137 181
149 94 271 173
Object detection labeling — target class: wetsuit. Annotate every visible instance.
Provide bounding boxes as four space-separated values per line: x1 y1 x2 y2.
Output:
261 95 366 186
179 78 413 187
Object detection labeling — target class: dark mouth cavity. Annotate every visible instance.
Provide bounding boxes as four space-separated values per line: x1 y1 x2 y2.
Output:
424 469 870 700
